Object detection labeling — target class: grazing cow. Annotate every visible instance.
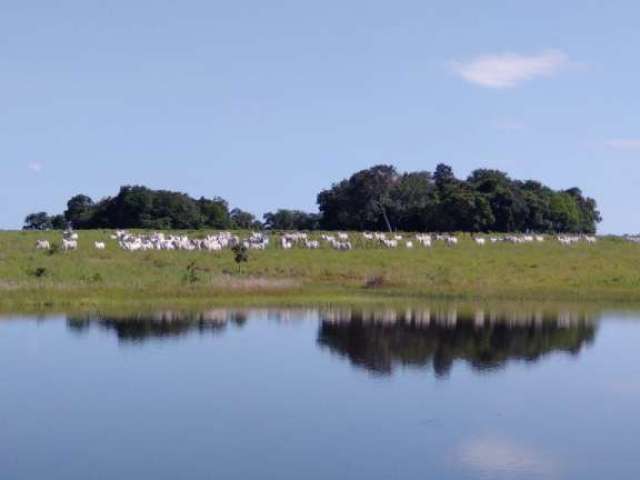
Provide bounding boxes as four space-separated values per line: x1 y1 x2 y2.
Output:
332 241 352 251
304 240 320 249
445 236 458 246
35 240 50 250
416 234 432 247
474 238 486 246
94 241 106 250
281 238 293 249
405 241 413 248
62 239 78 251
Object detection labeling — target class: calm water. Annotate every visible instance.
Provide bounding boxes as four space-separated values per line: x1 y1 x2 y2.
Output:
1 306 639 479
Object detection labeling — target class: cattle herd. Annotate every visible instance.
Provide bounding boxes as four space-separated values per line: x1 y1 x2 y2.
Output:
33 229 602 252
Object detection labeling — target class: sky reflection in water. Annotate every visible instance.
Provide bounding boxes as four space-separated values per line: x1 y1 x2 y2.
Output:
1 305 638 479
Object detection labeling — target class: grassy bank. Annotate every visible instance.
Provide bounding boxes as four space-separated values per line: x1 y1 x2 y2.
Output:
1 230 639 310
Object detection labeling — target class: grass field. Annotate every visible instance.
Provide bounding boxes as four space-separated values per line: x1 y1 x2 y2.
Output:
1 230 639 311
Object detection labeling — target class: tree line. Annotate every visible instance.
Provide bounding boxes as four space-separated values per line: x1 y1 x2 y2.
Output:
24 164 601 233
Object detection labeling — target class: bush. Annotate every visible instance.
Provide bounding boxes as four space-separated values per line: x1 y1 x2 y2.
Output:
183 261 201 284
29 267 48 278
231 244 249 272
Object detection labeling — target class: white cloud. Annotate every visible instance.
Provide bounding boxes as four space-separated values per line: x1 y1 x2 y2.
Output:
457 435 557 477
451 50 569 88
605 139 640 150
28 162 43 173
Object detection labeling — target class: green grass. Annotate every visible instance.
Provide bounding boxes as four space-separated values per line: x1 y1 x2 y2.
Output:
1 230 639 311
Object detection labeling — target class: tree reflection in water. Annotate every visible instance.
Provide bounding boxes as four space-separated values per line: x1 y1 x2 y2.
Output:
317 308 597 377
66 309 317 342
66 306 598 375
67 310 249 342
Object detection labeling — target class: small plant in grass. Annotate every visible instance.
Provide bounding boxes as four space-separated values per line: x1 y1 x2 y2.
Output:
91 272 103 283
231 244 249 273
29 266 48 278
183 261 201 284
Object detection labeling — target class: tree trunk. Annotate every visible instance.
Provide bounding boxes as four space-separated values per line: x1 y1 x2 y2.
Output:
379 203 393 233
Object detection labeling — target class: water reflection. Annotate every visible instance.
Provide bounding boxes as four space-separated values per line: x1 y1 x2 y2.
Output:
317 307 597 376
67 310 249 342
64 306 598 375
66 309 318 342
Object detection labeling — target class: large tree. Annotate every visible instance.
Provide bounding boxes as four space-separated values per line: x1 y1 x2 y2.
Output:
317 164 600 233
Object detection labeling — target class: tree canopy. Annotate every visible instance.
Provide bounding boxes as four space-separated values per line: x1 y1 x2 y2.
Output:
23 165 601 233
317 164 601 233
23 212 66 230
59 186 234 230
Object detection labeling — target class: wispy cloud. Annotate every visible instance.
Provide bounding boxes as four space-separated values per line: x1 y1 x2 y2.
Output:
451 50 569 88
605 139 640 150
28 162 43 173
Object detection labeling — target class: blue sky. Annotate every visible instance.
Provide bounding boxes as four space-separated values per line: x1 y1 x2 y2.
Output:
2 1 638 233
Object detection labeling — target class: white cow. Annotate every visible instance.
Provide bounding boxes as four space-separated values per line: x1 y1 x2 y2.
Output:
35 240 50 250
281 238 293 249
445 236 458 246
94 241 106 250
62 239 78 251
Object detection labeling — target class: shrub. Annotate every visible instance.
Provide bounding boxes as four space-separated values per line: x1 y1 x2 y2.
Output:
183 261 201 284
29 267 48 278
231 244 249 272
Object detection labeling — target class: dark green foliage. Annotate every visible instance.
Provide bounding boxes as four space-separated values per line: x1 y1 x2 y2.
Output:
263 210 320 230
54 186 234 230
183 261 201 284
50 215 66 229
64 194 95 228
25 164 600 234
318 164 600 233
23 212 65 230
230 208 262 229
317 165 398 231
231 243 249 272
91 273 103 283
28 266 48 278
23 212 52 230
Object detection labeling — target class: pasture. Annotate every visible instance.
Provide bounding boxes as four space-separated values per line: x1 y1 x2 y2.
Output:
1 229 639 310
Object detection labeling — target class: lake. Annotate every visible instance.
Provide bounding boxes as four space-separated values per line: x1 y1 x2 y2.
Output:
1 305 639 479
